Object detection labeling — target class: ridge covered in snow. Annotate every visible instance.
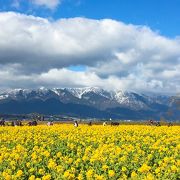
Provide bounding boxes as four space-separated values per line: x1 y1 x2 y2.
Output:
0 87 178 120
0 87 172 110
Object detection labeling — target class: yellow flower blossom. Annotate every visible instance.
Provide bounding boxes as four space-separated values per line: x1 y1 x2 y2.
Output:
108 170 115 177
122 166 127 172
138 163 151 173
42 174 51 180
86 169 94 179
131 171 137 178
29 175 36 180
0 124 179 179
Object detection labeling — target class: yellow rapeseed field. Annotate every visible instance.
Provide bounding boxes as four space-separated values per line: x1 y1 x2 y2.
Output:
0 125 179 180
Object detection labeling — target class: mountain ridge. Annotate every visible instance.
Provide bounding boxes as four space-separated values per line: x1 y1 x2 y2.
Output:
0 87 179 120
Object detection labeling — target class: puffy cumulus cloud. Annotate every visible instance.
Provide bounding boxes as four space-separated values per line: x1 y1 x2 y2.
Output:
31 0 61 9
0 67 126 90
0 67 179 93
0 12 179 93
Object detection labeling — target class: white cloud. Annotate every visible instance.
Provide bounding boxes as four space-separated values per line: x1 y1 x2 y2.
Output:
1 67 179 93
0 12 179 93
32 0 61 9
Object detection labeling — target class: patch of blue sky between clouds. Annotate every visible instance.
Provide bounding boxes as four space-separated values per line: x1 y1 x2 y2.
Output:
68 65 87 72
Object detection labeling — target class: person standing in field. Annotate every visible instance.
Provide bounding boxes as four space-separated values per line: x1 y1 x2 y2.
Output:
47 121 53 126
74 121 78 127
103 121 107 126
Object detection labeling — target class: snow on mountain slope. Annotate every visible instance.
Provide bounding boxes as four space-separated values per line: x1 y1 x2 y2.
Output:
114 91 148 109
0 87 171 110
65 87 112 99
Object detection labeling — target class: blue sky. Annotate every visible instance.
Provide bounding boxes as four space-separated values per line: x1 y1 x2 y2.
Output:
0 0 180 37
0 0 179 92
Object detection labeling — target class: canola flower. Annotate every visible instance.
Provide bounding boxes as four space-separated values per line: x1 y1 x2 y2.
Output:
0 124 179 179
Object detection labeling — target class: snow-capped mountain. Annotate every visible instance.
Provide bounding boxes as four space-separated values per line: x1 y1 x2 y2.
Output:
0 87 169 109
0 87 179 120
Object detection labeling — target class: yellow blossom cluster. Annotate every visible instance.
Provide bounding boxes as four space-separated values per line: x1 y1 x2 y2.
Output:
0 124 179 179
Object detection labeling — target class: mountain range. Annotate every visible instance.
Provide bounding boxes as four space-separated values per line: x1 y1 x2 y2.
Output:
0 87 179 120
